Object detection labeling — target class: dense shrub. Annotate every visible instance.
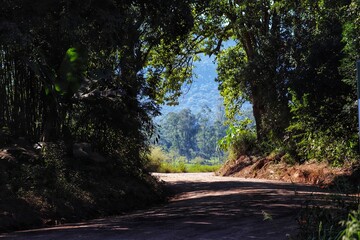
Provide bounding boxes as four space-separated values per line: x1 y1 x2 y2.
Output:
219 122 257 160
287 93 359 165
145 146 169 172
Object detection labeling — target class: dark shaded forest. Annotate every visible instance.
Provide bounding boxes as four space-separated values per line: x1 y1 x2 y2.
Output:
0 0 202 231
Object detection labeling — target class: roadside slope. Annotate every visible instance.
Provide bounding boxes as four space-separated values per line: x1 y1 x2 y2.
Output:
217 155 354 187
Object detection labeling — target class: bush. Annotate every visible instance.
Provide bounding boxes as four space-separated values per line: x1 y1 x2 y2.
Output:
287 91 358 165
177 160 187 173
219 121 257 160
288 129 358 166
230 131 256 159
146 146 169 172
193 156 206 165
158 162 182 173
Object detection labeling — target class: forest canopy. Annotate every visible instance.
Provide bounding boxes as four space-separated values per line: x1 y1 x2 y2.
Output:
150 0 360 166
0 0 203 159
1 0 360 166
0 0 205 230
184 0 360 164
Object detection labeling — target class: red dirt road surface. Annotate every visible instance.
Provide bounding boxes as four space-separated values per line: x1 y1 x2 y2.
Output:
0 173 330 240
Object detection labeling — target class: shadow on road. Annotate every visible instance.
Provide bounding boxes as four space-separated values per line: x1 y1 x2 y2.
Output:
0 174 338 240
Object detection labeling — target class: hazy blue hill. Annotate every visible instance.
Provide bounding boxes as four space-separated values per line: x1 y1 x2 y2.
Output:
160 55 222 116
159 53 253 121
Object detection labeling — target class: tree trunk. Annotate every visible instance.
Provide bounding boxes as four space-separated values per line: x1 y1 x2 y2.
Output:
251 85 265 141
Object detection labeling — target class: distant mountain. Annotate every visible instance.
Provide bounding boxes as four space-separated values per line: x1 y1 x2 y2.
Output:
160 54 222 116
159 53 253 120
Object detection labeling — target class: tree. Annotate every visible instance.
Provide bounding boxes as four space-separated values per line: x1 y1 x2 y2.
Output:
196 106 215 159
182 1 355 149
158 106 227 161
199 0 293 142
0 0 198 168
160 109 199 160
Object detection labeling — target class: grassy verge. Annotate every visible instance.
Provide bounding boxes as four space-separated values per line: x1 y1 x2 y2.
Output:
186 164 221 173
155 162 221 173
145 146 223 173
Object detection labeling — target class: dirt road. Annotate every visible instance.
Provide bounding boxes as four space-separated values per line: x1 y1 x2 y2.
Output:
0 173 330 240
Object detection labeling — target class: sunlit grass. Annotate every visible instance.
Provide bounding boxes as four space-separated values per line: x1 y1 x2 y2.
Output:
155 162 221 173
146 146 223 173
185 164 221 173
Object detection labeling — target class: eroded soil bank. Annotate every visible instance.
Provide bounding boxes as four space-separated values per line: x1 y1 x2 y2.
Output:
217 156 360 190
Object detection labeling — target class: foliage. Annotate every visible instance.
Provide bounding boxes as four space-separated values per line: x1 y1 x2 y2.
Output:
158 107 227 161
201 0 293 142
159 109 199 159
341 0 360 90
161 0 360 165
297 187 360 240
216 45 248 122
219 119 257 160
186 164 221 173
0 0 199 230
0 0 199 152
0 143 165 231
339 208 360 240
145 146 221 173
287 91 358 165
145 146 170 172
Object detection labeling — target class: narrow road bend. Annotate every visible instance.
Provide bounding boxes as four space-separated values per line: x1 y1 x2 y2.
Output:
0 173 330 240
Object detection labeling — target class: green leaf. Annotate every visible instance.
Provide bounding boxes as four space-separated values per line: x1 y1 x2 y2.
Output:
45 87 50 95
54 84 61 92
66 48 78 62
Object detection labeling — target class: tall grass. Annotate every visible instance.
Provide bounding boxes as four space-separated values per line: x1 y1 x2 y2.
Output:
146 146 222 173
153 162 221 173
339 208 360 240
186 164 221 173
